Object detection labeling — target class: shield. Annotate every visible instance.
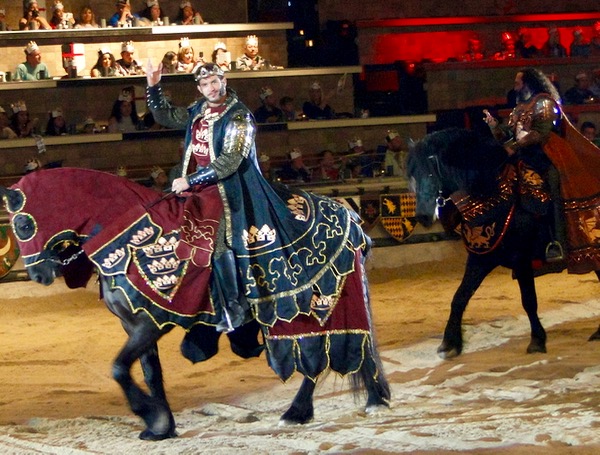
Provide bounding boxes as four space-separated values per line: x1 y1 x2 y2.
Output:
379 192 417 242
359 194 380 231
0 224 20 278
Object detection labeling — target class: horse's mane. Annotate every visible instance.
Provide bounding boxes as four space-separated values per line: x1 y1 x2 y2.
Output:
411 127 508 196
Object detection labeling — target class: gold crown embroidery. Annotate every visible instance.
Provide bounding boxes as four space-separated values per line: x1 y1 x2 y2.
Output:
101 247 126 268
130 226 156 246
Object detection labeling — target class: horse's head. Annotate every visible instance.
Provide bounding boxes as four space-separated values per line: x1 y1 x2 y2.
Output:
408 128 509 228
1 179 93 288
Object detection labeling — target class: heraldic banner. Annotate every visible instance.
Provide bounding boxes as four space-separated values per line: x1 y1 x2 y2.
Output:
379 192 417 242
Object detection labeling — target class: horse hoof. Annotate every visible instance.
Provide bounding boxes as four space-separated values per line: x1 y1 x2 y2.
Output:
365 404 389 415
588 326 600 341
138 428 178 441
526 342 547 354
437 343 460 360
278 417 312 427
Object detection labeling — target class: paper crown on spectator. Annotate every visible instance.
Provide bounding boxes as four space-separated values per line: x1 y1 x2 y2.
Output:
386 130 400 141
259 154 270 163
98 47 111 56
121 40 135 53
116 166 128 177
118 88 133 102
310 81 321 91
575 72 589 81
289 148 302 160
116 0 130 6
573 27 583 37
84 117 95 125
0 8 5 15
26 0 38 7
147 0 159 7
348 138 363 148
214 41 227 51
179 37 191 48
25 41 39 54
25 158 41 173
180 1 192 8
259 86 273 100
53 1 64 11
11 101 27 113
51 108 63 118
0 106 5 114
150 166 164 179
500 32 514 43
246 35 258 46
194 63 225 81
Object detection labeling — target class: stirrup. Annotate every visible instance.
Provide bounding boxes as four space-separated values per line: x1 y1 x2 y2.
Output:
545 241 564 263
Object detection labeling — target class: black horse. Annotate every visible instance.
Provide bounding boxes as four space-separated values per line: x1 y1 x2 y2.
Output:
407 127 600 359
1 168 390 440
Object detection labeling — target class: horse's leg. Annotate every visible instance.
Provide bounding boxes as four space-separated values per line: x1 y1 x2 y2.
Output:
438 255 496 359
139 344 167 402
112 323 177 440
356 348 391 413
514 260 546 354
279 377 316 425
103 284 176 440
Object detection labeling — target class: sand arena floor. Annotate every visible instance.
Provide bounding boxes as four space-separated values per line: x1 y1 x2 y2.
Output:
0 241 599 454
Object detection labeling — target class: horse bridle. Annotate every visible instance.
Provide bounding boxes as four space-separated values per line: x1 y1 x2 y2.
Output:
426 154 451 208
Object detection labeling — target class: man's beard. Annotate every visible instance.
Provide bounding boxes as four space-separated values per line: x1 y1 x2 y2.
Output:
516 86 533 103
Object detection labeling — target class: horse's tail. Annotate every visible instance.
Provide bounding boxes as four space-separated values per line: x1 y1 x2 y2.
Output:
349 250 391 405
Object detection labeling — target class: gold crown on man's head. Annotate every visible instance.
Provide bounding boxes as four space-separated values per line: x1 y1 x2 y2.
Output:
246 35 258 46
179 37 191 48
25 41 39 54
194 63 225 81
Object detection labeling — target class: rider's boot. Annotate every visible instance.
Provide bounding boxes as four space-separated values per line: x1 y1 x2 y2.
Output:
213 249 246 333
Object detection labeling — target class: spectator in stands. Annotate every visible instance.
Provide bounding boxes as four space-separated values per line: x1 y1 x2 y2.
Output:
278 148 312 183
382 130 406 177
176 37 196 73
346 137 375 177
108 87 140 133
541 27 567 58
74 5 98 28
45 107 67 136
580 121 600 147
493 32 517 60
82 117 96 134
316 149 340 181
19 1 51 30
161 51 178 74
591 21 600 57
302 81 335 120
212 41 231 72
280 96 298 121
148 166 170 192
91 48 121 78
175 1 204 25
515 27 539 58
0 106 17 140
570 27 590 58
116 41 145 76
563 72 595 105
0 7 12 31
590 68 600 98
15 41 50 81
258 154 274 181
253 86 284 123
10 101 38 138
139 0 164 26
236 35 266 71
462 37 485 62
49 1 74 29
109 0 140 27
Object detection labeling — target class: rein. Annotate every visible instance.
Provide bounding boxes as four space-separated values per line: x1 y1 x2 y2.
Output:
49 248 85 266
427 154 451 208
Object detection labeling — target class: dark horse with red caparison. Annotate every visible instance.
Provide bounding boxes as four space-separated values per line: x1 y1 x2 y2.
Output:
407 127 600 359
1 168 390 440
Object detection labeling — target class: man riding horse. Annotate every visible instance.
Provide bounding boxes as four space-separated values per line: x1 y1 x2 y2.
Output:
484 67 600 273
